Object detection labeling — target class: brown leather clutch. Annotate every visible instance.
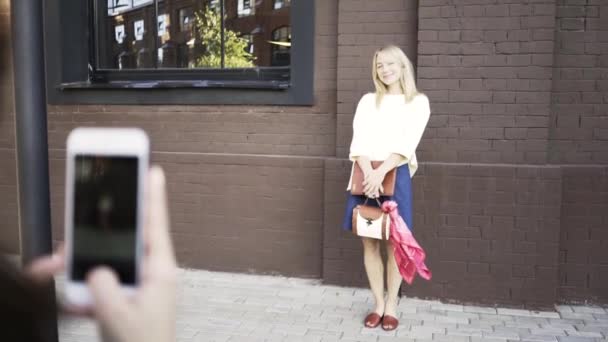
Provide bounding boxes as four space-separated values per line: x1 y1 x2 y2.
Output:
350 161 396 196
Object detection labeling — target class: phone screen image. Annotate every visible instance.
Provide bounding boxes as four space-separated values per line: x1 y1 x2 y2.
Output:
71 155 139 285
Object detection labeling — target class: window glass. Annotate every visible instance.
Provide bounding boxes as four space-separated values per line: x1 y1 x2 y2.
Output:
270 26 291 67
97 0 290 70
273 0 291 10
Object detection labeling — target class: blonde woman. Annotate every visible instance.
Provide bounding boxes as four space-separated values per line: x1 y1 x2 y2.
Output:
342 45 430 331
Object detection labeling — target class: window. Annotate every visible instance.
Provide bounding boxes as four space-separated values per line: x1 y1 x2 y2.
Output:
274 0 291 10
107 0 131 15
242 34 254 54
238 0 254 17
271 26 290 67
179 7 194 33
45 0 314 105
97 0 289 71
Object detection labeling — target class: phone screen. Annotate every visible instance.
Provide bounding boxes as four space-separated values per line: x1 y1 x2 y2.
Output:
71 155 139 285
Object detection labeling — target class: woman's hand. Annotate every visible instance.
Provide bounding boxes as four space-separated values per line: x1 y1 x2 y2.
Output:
25 166 177 342
87 166 176 342
363 168 386 198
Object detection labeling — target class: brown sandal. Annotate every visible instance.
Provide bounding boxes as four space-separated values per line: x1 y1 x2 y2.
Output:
363 312 383 328
381 315 399 331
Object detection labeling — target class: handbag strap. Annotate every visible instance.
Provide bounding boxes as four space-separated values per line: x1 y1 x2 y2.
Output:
363 197 383 207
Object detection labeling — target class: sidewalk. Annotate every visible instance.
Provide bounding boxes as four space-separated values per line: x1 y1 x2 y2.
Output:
58 268 608 342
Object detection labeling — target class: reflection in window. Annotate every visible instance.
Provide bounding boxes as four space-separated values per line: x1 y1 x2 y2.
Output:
242 34 254 54
208 0 220 12
158 14 169 37
194 5 254 68
108 0 131 15
115 25 125 44
274 0 291 10
270 26 290 66
238 0 254 17
133 0 153 7
134 19 145 41
179 7 194 33
98 0 291 70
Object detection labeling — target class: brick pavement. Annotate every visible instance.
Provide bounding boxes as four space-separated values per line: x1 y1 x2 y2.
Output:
58 269 608 342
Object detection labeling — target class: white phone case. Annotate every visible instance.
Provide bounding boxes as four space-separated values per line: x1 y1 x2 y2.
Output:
64 127 149 307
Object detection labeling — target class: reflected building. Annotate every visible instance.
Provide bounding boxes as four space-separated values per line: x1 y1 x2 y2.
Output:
102 0 291 70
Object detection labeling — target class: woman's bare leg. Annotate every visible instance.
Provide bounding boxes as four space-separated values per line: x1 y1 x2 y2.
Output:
384 240 402 318
362 237 385 315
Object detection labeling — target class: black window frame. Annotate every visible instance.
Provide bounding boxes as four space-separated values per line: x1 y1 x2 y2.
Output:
44 0 315 105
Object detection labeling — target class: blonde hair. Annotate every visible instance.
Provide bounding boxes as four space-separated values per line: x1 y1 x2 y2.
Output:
372 45 420 108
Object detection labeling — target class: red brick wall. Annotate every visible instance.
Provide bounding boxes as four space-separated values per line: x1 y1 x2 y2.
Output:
0 0 19 255
549 1 608 163
2 0 608 307
552 1 608 305
417 0 556 164
48 150 325 277
324 0 608 308
41 0 339 276
559 167 608 304
335 0 418 157
324 162 562 308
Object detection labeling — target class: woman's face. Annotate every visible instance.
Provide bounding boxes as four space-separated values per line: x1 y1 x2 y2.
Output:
376 51 402 87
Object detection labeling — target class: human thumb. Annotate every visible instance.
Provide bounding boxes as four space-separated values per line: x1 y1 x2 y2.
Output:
87 267 132 337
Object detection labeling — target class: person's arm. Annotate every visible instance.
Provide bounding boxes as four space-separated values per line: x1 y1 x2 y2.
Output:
349 94 372 169
355 156 373 177
377 153 405 175
88 166 176 342
26 166 177 342
362 154 402 198
349 95 376 195
388 94 431 163
364 95 430 198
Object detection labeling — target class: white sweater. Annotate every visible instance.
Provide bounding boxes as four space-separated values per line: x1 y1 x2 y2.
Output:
347 93 430 189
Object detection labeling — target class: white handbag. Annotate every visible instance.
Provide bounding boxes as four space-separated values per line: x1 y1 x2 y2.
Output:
352 199 390 240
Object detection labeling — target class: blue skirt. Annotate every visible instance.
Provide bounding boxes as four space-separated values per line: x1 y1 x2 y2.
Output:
342 164 413 231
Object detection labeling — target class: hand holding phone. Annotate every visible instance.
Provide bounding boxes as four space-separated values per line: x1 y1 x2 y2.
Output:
87 166 177 342
29 165 176 342
64 128 149 306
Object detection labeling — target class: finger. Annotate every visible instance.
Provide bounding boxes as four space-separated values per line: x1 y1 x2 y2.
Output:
145 166 176 271
25 253 65 284
363 182 372 193
87 268 131 327
60 301 95 317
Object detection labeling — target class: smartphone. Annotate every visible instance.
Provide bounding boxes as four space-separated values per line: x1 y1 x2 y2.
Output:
64 127 149 306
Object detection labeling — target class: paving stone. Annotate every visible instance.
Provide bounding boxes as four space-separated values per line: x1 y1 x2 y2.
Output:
406 325 445 339
377 336 415 342
592 313 608 321
448 326 488 337
519 333 558 341
483 329 522 340
529 328 569 336
557 337 599 342
498 308 534 317
566 331 604 338
471 337 514 342
56 269 608 342
506 321 541 329
433 333 470 342
556 306 575 314
561 313 598 321
531 312 562 319
465 306 498 314
430 303 465 312
572 307 606 315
